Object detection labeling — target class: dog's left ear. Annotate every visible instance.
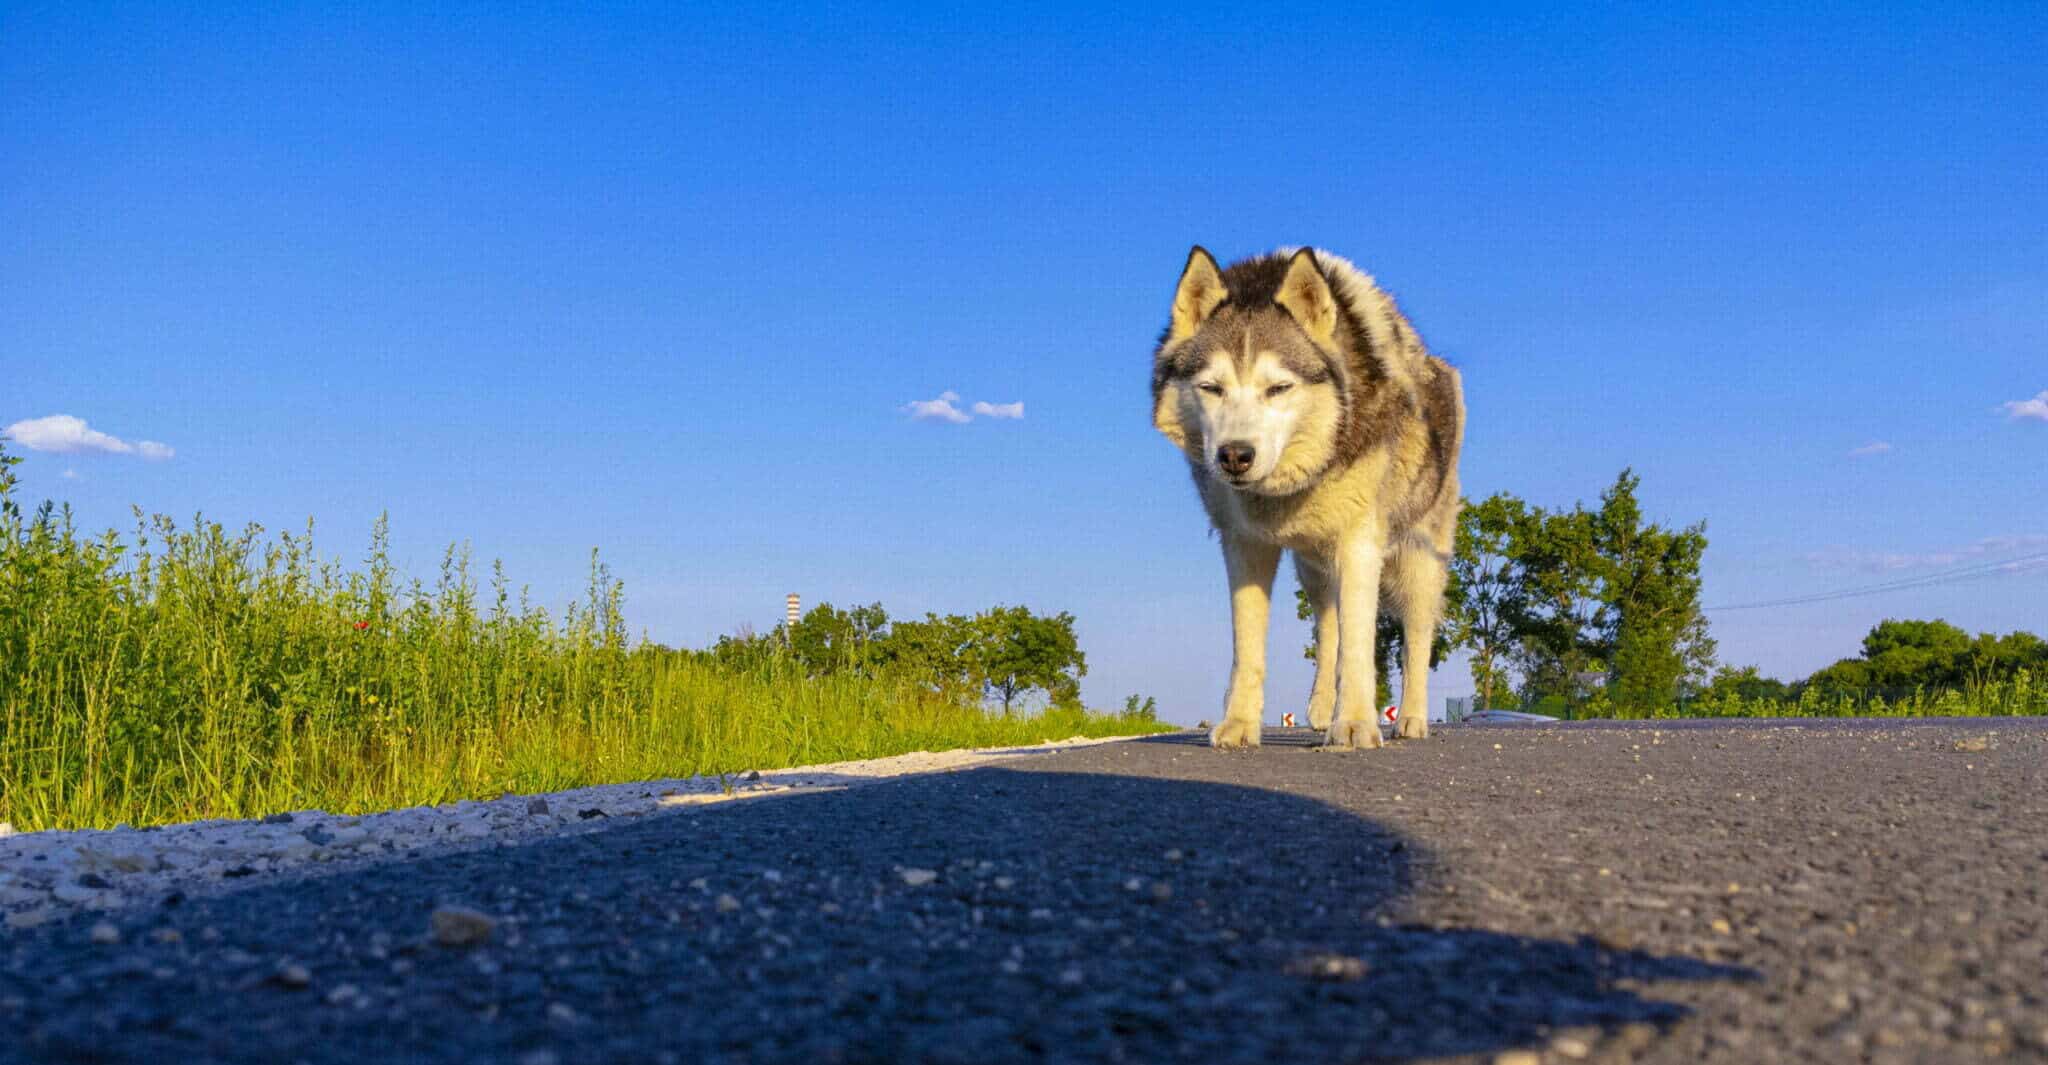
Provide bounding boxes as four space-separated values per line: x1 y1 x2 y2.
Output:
1274 248 1337 345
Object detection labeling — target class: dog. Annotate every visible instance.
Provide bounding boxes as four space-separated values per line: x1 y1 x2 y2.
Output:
1150 247 1465 749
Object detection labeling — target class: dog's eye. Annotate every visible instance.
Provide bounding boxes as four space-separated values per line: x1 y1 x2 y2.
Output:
1265 383 1294 397
1197 382 1224 395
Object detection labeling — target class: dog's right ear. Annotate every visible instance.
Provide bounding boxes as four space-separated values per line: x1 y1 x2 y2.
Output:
1168 246 1228 344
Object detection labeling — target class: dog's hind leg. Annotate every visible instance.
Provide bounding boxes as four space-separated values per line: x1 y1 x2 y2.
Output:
1210 534 1281 749
1295 556 1338 730
1388 536 1450 740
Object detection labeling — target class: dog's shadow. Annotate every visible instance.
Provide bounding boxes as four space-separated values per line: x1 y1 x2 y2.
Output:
6 764 1754 1064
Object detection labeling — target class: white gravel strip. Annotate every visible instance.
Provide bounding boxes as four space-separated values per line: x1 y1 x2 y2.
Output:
0 733 1148 929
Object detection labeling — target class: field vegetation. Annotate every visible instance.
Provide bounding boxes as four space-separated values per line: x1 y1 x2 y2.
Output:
0 442 1165 832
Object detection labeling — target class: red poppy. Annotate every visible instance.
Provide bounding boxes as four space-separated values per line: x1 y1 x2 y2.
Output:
353 620 370 631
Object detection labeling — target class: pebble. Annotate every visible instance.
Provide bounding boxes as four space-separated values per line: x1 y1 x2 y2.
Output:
89 921 121 944
715 894 741 913
527 798 551 816
1493 1052 1541 1065
899 868 938 887
260 812 294 825
429 905 497 947
273 964 311 988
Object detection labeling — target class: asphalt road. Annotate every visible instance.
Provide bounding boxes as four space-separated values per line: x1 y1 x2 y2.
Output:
3 718 2044 1064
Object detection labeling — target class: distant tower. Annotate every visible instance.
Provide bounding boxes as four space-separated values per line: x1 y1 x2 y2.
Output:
785 593 800 639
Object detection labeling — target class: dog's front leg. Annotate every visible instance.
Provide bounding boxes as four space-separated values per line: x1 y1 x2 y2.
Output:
1210 535 1280 749
1320 533 1385 750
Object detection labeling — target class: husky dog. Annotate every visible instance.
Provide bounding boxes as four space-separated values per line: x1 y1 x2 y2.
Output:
1151 247 1465 750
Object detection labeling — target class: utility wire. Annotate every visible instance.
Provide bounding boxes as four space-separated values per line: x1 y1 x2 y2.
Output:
1704 549 2048 612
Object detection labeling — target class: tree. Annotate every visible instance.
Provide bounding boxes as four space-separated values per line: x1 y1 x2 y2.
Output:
972 605 1086 714
1591 469 1714 712
1510 502 1607 705
1446 493 1529 710
784 601 890 677
1703 664 1792 704
882 611 982 701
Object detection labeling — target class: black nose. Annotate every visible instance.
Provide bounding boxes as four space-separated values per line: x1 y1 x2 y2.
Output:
1217 443 1255 476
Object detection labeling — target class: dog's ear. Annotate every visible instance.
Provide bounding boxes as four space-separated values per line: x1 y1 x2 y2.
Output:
1274 248 1337 345
1168 246 1228 343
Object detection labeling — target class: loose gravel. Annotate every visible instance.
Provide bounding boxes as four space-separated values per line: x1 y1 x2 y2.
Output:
2 718 2043 1064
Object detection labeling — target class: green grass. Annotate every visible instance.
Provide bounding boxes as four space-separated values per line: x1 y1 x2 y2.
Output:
0 453 1168 832
1521 675 2048 721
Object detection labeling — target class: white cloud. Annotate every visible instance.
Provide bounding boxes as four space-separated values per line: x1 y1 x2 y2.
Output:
1999 389 2048 422
903 391 971 424
970 400 1025 420
1847 441 1892 457
3 414 175 460
60 468 79 480
1806 533 2048 573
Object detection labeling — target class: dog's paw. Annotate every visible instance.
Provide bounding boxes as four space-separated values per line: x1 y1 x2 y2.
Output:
1395 713 1429 740
1209 717 1263 749
1307 692 1335 731
1318 718 1384 750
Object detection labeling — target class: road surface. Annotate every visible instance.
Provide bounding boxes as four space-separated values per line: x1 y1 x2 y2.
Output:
3 718 2043 1063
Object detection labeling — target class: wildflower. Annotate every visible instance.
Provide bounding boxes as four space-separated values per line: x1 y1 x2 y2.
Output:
353 620 370 631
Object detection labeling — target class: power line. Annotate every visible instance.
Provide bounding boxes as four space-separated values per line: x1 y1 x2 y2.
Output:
1704 549 2048 612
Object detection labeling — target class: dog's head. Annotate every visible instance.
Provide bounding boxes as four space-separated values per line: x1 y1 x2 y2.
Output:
1151 246 1348 496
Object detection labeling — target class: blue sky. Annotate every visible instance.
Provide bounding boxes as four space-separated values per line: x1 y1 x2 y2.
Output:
4 3 2043 723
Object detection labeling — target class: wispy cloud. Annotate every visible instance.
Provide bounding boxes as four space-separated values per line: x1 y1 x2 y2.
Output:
60 468 79 480
902 392 1024 424
1807 533 2048 573
1847 441 1893 458
2 414 175 460
903 391 971 424
1999 389 2048 422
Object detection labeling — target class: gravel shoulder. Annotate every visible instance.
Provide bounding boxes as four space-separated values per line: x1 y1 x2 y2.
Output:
0 734 1136 926
3 718 2044 1064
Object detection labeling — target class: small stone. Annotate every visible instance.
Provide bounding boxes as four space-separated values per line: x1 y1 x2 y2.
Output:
1553 1035 1592 1059
519 1052 561 1065
992 876 1015 890
526 798 551 816
899 868 938 887
325 983 360 1006
1287 953 1368 982
1163 848 1184 862
715 894 741 913
429 905 497 947
301 826 334 846
548 1002 580 1025
576 808 607 820
1493 1052 1541 1065
273 964 312 989
261 812 295 825
688 878 708 891
5 907 53 930
77 873 114 890
744 770 762 781
1148 881 1173 903
52 883 100 904
0 822 14 837
89 921 121 944
1058 967 1084 986
151 927 183 944
1953 736 1990 752
1710 918 1733 935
